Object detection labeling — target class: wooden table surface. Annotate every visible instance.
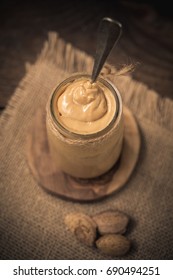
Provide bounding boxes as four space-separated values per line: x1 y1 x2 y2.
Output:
0 0 173 113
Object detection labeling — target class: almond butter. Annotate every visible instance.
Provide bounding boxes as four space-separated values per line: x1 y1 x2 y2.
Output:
93 210 129 235
64 213 97 247
96 234 131 257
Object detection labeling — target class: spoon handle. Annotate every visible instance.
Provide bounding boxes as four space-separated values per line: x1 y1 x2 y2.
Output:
91 17 122 83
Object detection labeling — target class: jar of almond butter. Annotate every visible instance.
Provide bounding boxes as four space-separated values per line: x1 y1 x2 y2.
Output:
46 73 124 178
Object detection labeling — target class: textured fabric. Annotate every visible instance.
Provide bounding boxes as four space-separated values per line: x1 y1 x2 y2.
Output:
0 32 173 260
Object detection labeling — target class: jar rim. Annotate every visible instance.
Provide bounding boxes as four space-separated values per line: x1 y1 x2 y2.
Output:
50 73 122 140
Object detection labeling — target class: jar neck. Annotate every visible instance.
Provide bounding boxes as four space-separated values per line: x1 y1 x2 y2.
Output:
49 73 122 140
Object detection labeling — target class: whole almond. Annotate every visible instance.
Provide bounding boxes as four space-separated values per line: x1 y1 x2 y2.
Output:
96 234 131 257
93 210 129 235
64 213 97 247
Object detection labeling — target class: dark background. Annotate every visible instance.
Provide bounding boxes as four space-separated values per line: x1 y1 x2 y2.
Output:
0 0 173 111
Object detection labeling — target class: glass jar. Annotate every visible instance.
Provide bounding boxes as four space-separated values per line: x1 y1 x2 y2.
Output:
46 73 124 178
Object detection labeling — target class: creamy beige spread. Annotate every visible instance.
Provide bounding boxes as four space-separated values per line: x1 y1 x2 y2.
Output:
47 76 123 178
53 77 116 134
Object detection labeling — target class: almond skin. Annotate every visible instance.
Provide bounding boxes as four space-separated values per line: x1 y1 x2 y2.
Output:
93 210 129 235
96 234 131 257
64 213 97 247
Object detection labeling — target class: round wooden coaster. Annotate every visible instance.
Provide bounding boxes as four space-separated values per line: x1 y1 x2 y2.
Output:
26 106 141 202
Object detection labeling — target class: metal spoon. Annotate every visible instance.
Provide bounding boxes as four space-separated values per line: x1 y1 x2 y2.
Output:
91 17 122 83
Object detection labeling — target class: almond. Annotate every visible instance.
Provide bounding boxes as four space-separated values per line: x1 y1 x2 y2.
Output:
64 213 97 247
93 210 129 235
96 234 131 257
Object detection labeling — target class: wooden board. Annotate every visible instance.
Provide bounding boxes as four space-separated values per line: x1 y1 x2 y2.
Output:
26 106 141 202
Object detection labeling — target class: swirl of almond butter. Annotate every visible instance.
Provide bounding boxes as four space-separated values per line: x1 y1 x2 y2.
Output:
55 78 116 134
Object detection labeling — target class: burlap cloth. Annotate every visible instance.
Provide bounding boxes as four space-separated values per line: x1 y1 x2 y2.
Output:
0 33 173 260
